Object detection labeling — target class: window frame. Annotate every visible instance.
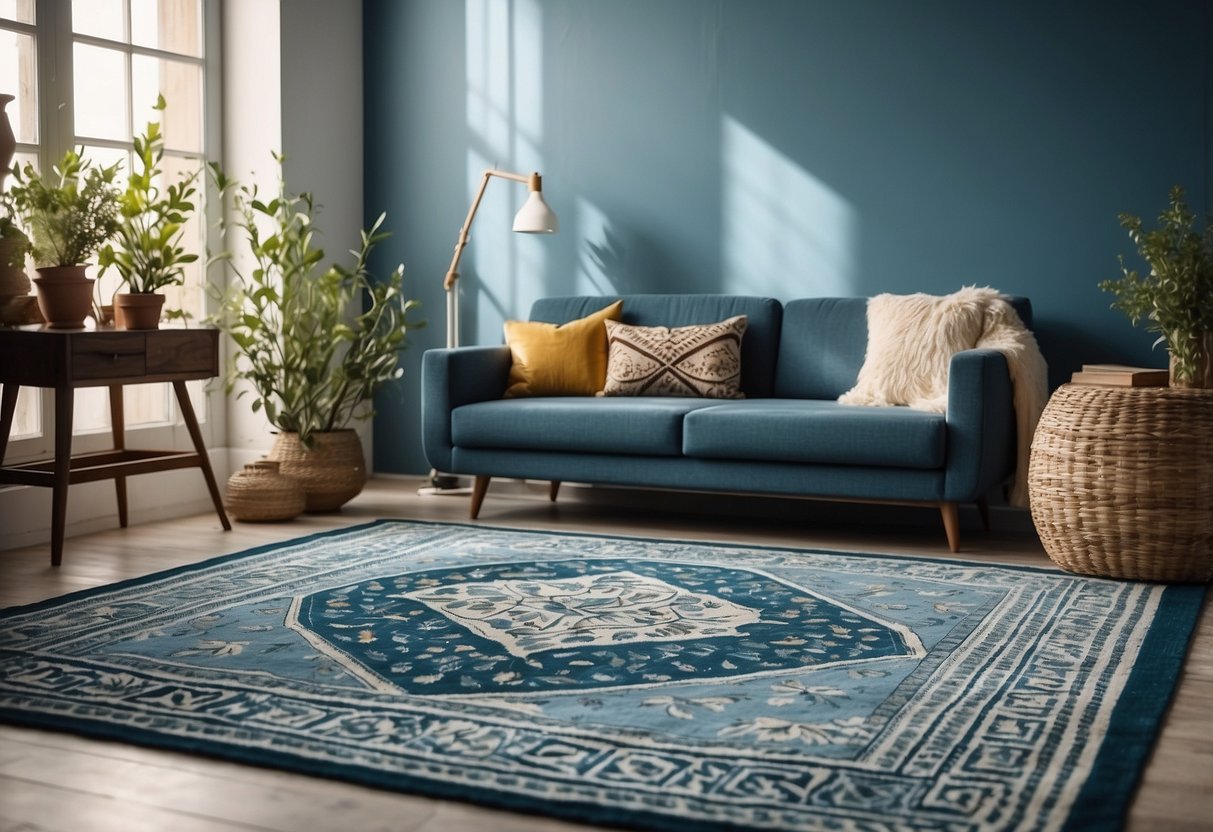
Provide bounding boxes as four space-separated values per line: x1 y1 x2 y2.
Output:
1 0 223 466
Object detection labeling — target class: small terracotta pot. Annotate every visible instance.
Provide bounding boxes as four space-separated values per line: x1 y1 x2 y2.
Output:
114 292 166 330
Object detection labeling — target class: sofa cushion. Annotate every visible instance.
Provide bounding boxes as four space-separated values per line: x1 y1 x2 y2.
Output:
774 298 870 400
503 300 623 397
601 315 747 398
774 295 1035 401
529 295 782 398
453 397 718 456
683 399 946 469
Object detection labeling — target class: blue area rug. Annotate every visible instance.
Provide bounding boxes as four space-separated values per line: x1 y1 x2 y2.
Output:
0 521 1204 831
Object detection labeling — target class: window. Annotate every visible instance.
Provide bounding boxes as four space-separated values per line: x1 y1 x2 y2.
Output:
1 0 218 462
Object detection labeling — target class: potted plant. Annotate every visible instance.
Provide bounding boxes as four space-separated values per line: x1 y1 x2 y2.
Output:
0 209 33 324
1100 186 1213 388
7 150 121 328
210 155 421 511
98 96 200 330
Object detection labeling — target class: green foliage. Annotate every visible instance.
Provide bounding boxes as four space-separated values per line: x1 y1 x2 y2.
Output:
0 209 31 268
1099 186 1213 383
7 149 122 266
208 155 423 446
98 95 200 293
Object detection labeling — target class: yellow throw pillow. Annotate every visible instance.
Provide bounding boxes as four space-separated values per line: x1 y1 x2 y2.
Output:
502 300 624 397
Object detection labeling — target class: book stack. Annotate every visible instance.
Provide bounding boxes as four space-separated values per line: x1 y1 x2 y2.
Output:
1069 364 1169 387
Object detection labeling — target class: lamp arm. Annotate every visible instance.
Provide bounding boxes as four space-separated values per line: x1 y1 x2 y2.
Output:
443 169 536 291
443 168 542 349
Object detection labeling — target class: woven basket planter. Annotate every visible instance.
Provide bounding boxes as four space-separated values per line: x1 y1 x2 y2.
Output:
268 430 367 512
1028 383 1213 582
224 460 306 522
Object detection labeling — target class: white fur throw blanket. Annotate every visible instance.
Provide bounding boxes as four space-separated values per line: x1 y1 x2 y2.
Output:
838 287 1048 507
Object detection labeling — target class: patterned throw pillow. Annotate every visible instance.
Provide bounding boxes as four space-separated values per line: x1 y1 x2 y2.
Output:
600 315 747 398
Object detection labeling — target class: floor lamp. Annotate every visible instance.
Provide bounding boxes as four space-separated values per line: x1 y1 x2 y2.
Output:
422 168 560 493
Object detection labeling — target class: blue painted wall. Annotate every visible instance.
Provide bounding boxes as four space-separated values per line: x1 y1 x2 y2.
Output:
365 0 1211 475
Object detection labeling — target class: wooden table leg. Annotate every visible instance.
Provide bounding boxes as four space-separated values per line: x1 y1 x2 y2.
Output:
51 386 74 567
109 384 128 528
0 384 18 464
173 380 231 531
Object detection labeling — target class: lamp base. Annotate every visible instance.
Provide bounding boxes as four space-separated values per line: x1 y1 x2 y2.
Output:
418 470 471 496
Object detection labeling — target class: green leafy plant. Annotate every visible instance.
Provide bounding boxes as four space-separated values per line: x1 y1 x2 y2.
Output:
7 149 122 266
98 95 200 293
1099 186 1213 383
0 210 31 268
208 155 422 446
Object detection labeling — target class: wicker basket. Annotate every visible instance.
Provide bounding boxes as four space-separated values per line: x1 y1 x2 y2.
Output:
268 430 367 512
1028 383 1213 582
224 460 306 522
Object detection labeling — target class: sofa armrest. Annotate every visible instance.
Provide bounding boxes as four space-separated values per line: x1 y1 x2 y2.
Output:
421 345 512 472
943 348 1015 502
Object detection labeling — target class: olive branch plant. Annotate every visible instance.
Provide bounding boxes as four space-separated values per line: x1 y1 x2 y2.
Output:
1099 186 1213 384
207 154 422 447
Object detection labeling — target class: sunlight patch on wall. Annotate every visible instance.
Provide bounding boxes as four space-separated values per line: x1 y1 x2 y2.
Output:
465 0 511 154
464 0 549 346
722 116 857 298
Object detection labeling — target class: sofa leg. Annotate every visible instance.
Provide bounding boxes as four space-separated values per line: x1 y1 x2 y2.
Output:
976 497 991 532
470 476 491 519
550 481 561 502
939 502 960 553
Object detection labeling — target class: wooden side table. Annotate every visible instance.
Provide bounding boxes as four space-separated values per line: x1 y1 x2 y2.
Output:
1028 382 1213 582
0 327 231 566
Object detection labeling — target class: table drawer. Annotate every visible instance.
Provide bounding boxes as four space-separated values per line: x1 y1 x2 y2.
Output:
71 333 147 379
146 330 219 376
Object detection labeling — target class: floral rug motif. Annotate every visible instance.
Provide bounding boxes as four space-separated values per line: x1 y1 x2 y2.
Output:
0 521 1203 831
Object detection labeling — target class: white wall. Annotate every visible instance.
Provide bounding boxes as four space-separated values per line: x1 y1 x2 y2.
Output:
278 0 371 463
222 0 368 469
220 0 284 468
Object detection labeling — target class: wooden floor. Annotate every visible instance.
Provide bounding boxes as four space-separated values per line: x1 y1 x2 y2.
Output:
1 478 1210 831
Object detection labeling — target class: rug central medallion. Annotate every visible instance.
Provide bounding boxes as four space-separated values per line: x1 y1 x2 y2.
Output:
404 570 763 657
290 558 921 695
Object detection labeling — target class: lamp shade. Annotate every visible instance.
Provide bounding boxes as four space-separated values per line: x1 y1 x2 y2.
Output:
513 191 559 234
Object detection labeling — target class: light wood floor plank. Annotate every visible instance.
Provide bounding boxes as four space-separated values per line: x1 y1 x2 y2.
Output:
1 477 1209 831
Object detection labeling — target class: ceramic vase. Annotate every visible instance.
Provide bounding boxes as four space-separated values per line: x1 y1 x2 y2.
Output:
0 93 15 189
33 265 94 329
1169 332 1213 389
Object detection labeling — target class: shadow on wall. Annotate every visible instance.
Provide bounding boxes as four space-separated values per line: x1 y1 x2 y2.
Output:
584 228 645 296
579 226 674 298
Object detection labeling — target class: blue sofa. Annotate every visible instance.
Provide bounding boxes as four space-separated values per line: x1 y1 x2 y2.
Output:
422 294 1029 551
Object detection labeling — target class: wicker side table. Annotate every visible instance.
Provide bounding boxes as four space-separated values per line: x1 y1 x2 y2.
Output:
1028 383 1213 582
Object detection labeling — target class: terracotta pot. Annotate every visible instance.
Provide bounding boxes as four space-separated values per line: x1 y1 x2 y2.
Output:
33 265 93 329
114 292 166 330
267 430 367 512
